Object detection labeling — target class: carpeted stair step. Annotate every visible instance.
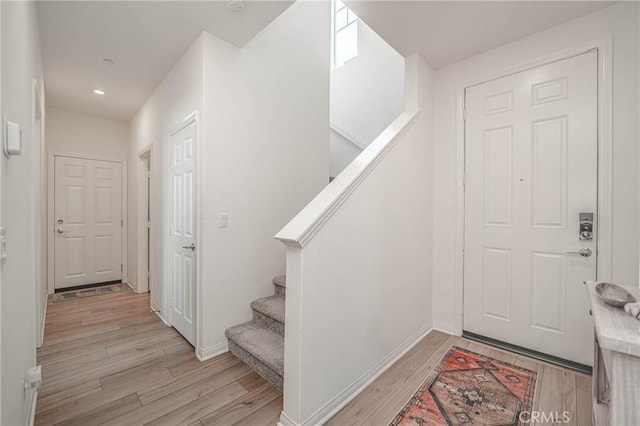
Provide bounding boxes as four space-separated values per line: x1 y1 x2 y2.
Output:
225 321 284 391
251 295 285 336
273 275 286 297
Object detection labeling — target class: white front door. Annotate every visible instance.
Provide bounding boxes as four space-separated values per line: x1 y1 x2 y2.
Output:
463 51 597 366
54 156 122 289
169 120 197 345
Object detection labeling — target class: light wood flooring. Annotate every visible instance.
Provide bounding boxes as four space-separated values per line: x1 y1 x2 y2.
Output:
37 286 592 425
35 287 282 426
328 330 593 425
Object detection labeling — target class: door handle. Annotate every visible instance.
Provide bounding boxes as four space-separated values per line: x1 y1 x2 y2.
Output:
182 243 196 251
566 248 592 257
56 228 66 234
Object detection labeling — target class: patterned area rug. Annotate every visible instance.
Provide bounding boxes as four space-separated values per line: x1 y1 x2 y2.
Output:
390 346 537 426
52 283 126 303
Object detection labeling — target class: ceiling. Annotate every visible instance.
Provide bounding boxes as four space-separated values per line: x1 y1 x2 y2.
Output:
38 1 616 122
37 1 294 121
346 1 615 70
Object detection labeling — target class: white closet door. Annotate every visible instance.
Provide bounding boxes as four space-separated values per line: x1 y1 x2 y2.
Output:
169 121 197 345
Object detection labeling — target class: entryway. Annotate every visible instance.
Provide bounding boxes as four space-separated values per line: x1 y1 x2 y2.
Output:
51 155 124 291
463 51 597 368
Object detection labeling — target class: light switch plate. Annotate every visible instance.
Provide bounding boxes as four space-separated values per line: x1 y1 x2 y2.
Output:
219 214 228 228
4 118 22 156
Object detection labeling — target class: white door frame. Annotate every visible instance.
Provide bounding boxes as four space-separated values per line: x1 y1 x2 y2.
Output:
452 37 613 335
137 143 152 294
47 151 128 294
32 79 45 347
165 112 202 349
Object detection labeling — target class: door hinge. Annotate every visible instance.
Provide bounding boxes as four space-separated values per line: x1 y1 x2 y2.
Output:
463 108 466 121
121 219 124 227
462 173 466 186
121 264 123 272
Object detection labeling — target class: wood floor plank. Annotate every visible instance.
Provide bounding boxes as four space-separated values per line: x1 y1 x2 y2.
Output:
36 365 172 425
141 381 248 426
40 345 167 396
36 379 102 414
237 372 268 392
137 361 251 406
200 382 282 425
99 349 193 391
53 393 142 426
576 374 593 426
104 371 252 426
232 395 283 426
562 369 578 426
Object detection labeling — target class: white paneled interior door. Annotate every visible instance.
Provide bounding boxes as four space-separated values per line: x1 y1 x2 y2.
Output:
169 120 197 346
54 156 122 289
463 51 597 366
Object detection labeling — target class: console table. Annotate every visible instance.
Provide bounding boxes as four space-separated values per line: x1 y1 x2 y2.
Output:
585 281 640 425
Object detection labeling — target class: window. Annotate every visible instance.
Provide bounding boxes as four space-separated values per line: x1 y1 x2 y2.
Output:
333 0 358 68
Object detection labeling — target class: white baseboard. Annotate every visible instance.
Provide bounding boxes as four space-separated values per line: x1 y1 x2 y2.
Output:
432 321 458 336
277 411 298 426
26 388 38 426
38 299 47 348
153 309 170 326
125 281 137 292
286 322 434 426
196 341 228 362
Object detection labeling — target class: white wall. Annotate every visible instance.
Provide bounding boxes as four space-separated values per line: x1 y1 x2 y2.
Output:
1 1 45 424
329 128 360 178
329 19 404 176
278 54 433 425
46 107 128 160
198 1 329 357
128 34 204 315
432 2 640 332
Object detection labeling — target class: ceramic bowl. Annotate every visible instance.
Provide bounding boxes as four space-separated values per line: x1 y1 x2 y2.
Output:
595 282 636 308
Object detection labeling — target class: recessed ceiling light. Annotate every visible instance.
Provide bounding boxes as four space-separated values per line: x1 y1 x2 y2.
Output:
93 89 105 95
103 58 116 65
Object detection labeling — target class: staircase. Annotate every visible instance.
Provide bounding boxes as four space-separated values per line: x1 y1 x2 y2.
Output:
225 275 286 391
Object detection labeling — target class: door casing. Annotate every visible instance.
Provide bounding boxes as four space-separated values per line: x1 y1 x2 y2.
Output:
450 37 613 336
47 152 127 294
137 144 152 294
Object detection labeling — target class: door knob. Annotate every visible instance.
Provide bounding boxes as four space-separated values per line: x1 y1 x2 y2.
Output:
182 243 196 251
566 248 592 257
56 228 65 234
